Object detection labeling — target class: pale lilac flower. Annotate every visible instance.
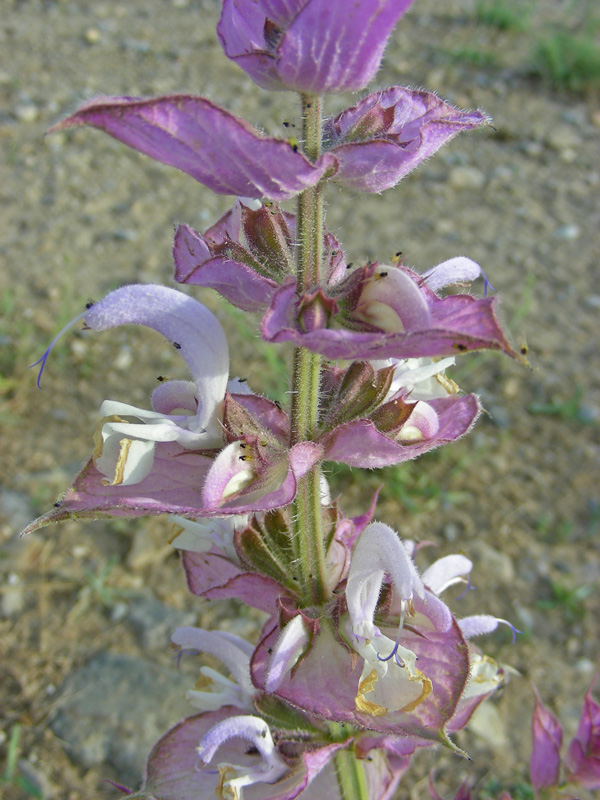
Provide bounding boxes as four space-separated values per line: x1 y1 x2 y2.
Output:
217 0 416 94
23 287 319 534
140 708 403 800
447 651 507 735
37 283 228 483
198 715 289 797
172 627 256 712
168 515 247 562
373 357 458 402
200 392 323 513
408 548 512 735
343 522 431 716
51 95 337 201
265 615 311 693
252 522 471 744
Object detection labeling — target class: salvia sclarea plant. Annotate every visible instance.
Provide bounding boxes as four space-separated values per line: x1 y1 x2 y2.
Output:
24 1 599 799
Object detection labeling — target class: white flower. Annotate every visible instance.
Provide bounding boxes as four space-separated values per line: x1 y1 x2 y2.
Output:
172 627 256 713
344 522 432 716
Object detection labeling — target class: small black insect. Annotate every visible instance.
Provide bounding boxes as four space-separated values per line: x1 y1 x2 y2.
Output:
173 342 182 350
85 299 95 309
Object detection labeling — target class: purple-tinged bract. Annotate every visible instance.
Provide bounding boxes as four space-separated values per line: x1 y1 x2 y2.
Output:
324 87 488 192
218 0 416 94
565 677 600 790
530 687 563 794
51 95 337 200
262 261 517 361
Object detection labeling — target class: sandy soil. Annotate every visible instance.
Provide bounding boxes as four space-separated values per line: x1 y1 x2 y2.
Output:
0 0 598 798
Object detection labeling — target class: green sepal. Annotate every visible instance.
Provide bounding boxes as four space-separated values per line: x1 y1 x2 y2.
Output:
212 238 282 282
319 361 394 432
235 522 290 586
222 394 279 447
252 693 327 741
334 103 396 144
234 510 297 590
242 203 294 277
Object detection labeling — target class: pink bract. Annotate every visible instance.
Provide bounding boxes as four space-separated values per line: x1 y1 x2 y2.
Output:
217 0 416 94
51 95 337 200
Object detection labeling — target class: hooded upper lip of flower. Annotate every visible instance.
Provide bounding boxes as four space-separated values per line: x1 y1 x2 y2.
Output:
58 284 231 488
217 0 417 95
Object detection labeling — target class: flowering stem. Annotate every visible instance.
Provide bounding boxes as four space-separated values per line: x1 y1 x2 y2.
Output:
328 722 369 800
333 743 369 800
290 93 327 606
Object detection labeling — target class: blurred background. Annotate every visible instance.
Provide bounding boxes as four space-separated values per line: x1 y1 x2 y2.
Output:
0 0 598 797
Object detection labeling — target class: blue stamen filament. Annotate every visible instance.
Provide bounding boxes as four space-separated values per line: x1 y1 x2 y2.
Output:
457 575 476 600
480 267 496 297
498 618 522 644
30 309 88 388
376 601 407 667
377 641 405 668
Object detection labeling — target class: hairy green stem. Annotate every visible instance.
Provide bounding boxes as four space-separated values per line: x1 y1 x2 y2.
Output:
288 95 367 800
290 93 327 605
333 743 370 800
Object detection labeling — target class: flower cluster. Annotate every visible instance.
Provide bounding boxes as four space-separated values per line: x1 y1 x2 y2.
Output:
28 2 542 799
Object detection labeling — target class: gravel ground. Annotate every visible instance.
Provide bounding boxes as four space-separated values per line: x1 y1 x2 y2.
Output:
0 1 599 798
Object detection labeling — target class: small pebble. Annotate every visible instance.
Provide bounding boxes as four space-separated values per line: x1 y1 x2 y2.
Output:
114 347 133 370
584 295 600 309
546 126 581 152
14 103 39 123
1 573 25 617
519 140 543 157
112 228 138 242
121 38 152 54
449 166 485 190
443 523 458 542
84 28 101 44
553 223 580 241
575 658 595 675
